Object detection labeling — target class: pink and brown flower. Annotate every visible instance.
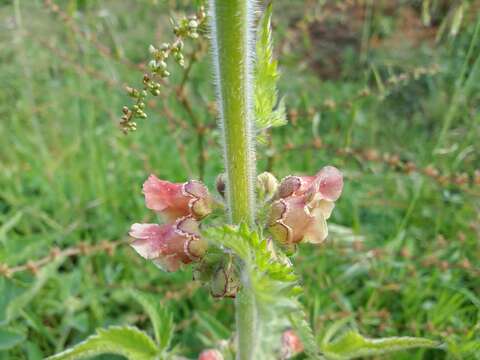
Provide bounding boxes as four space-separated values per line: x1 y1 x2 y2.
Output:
198 349 224 360
268 166 343 246
129 216 207 272
281 329 304 359
143 175 213 221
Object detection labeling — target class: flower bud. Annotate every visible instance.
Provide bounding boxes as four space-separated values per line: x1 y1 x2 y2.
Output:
198 349 224 360
210 262 240 298
158 60 167 70
257 172 279 201
281 329 304 359
148 60 157 71
215 173 226 198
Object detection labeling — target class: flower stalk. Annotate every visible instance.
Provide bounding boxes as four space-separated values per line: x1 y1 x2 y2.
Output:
209 0 257 358
210 0 256 225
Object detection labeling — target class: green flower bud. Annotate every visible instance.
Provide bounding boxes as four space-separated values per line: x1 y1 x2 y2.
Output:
257 172 279 201
148 60 157 71
215 173 226 198
210 263 240 298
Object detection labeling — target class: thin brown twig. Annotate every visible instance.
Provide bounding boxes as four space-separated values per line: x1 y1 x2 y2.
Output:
0 239 127 278
277 138 480 195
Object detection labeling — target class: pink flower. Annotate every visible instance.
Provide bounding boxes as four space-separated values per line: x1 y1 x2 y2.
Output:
198 349 224 360
129 216 207 272
277 166 343 201
143 175 212 221
281 329 304 359
268 166 343 245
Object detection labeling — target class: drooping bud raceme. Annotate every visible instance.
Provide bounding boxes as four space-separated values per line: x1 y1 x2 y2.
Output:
198 349 224 360
129 216 207 272
143 175 213 220
268 166 343 246
281 329 304 359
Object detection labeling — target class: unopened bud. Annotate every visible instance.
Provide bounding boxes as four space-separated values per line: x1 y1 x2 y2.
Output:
198 349 224 360
281 329 304 359
216 173 226 198
210 263 240 298
158 60 167 70
148 60 157 71
257 172 279 201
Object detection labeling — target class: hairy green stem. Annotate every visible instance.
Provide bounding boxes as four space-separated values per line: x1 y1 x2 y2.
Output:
210 0 257 358
235 277 257 359
210 0 256 225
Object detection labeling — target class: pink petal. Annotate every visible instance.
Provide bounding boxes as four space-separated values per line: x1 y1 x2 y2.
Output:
198 349 224 360
129 223 170 260
303 207 329 244
129 219 206 271
269 197 315 245
153 256 182 272
143 175 212 221
281 329 304 359
314 166 343 201
143 175 183 212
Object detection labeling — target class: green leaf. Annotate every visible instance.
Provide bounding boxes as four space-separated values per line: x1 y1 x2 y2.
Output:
289 312 325 360
46 326 159 360
205 224 304 359
255 3 287 134
131 290 173 351
203 225 250 261
196 312 231 341
0 328 26 350
322 330 441 360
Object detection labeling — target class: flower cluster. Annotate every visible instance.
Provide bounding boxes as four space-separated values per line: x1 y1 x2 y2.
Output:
129 166 342 278
129 175 213 272
120 6 207 134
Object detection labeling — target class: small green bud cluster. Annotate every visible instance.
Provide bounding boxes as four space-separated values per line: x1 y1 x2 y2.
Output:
148 40 183 76
120 84 150 133
120 6 206 134
173 6 206 40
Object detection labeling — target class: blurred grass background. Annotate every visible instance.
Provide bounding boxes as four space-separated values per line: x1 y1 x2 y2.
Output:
0 0 479 358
